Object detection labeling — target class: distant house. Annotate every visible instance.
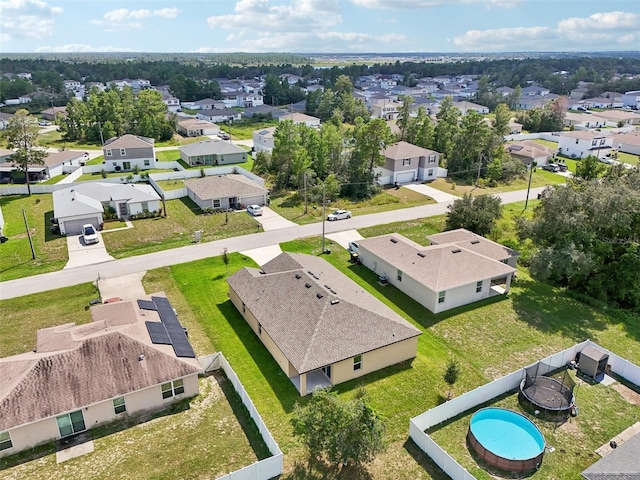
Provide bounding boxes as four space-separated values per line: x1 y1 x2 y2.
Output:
506 140 556 167
0 150 87 184
194 98 225 111
357 231 517 314
0 294 200 458
253 126 276 153
103 134 156 172
227 252 421 396
184 174 268 210
611 131 640 155
196 109 242 123
53 182 161 234
179 140 248 166
563 112 606 129
621 90 640 109
370 100 400 120
376 141 442 185
453 101 489 115
176 118 220 137
279 112 320 127
243 105 287 119
0 112 14 130
40 106 67 121
580 96 623 109
591 110 640 127
558 131 613 159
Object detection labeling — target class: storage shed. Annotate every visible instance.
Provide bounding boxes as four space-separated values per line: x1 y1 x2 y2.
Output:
578 345 609 379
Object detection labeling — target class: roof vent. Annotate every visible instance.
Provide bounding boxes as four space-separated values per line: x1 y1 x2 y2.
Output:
316 293 324 299
330 299 339 305
452 248 462 253
259 270 266 274
138 354 145 361
324 284 331 289
330 289 337 294
390 238 398 244
305 282 312 288
313 275 319 280
295 273 301 279
471 240 480 244
307 271 314 275
417 252 426 258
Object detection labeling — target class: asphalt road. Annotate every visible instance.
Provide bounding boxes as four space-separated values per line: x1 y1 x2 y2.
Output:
0 186 547 300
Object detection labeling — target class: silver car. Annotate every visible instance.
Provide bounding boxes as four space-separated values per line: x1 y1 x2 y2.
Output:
327 210 352 221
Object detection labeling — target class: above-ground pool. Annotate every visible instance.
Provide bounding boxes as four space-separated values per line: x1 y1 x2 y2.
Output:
467 407 545 473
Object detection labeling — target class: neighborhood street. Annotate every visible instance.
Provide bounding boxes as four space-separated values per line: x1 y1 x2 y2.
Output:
0 186 547 300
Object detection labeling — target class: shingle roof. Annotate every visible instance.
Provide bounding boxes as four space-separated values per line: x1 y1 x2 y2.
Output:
382 141 439 160
180 139 246 157
227 253 421 374
43 150 85 168
582 432 640 480
358 233 515 291
104 134 154 149
53 183 160 218
561 131 608 140
177 118 218 130
426 228 519 262
0 294 201 431
184 174 267 201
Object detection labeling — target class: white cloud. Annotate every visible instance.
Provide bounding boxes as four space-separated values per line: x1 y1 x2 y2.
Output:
35 44 133 53
350 0 517 9
453 11 640 51
101 7 179 22
0 0 63 41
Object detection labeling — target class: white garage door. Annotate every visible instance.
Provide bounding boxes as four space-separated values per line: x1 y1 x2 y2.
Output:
395 171 416 184
241 194 266 207
62 217 100 235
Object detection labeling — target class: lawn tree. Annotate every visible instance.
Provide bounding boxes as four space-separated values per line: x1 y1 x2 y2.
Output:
446 193 503 236
517 170 640 309
574 155 606 181
492 103 512 137
449 110 490 180
407 106 435 150
507 85 522 110
5 109 46 195
444 359 460 399
396 96 415 141
222 248 229 273
291 388 385 468
434 97 461 165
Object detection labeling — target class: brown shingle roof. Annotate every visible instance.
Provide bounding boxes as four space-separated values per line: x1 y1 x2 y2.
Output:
0 294 201 431
358 233 515 291
382 141 439 160
227 253 421 374
426 228 519 262
104 134 154 149
184 174 267 201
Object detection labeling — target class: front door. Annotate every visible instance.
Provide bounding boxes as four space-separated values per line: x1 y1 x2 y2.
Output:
321 365 331 379
228 197 237 209
118 202 129 218
56 410 86 438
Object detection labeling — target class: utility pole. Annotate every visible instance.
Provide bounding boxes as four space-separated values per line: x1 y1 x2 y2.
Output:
321 183 326 254
475 153 483 187
22 209 36 260
524 162 534 210
303 172 308 214
97 121 105 146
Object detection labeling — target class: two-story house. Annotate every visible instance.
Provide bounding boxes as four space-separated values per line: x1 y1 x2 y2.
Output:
103 134 156 172
376 141 442 185
558 131 613 159
253 126 276 153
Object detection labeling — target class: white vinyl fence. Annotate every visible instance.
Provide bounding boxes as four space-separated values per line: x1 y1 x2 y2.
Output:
409 340 640 480
198 352 283 480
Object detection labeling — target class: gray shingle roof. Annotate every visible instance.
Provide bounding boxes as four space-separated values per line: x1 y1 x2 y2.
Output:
358 233 515 291
426 228 519 262
103 134 154 149
184 174 267 201
0 295 201 431
180 139 246 157
382 141 439 160
582 433 640 480
227 253 421 374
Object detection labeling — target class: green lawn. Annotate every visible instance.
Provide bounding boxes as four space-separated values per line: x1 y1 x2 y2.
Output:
616 151 640 166
531 138 559 150
270 186 435 225
155 179 186 191
156 149 181 162
75 167 177 182
226 119 279 140
85 155 104 166
0 195 68 281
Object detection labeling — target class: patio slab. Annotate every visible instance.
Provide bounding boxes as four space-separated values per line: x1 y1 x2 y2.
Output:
56 440 94 463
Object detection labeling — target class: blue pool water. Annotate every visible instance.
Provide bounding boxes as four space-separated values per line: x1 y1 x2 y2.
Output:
470 408 545 461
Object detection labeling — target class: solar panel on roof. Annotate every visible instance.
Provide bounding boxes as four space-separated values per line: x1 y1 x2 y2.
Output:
138 299 157 311
145 321 171 344
152 296 196 358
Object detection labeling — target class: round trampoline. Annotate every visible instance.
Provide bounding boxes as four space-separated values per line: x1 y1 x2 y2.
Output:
520 376 575 413
467 408 545 473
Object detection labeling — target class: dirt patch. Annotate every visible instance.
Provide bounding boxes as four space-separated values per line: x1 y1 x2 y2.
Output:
612 382 640 406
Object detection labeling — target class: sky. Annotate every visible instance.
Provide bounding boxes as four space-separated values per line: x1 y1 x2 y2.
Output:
0 0 638 54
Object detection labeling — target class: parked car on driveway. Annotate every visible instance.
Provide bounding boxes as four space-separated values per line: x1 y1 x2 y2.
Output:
82 224 99 245
542 163 560 172
348 241 359 253
599 157 615 165
556 162 568 172
247 205 263 216
327 210 352 221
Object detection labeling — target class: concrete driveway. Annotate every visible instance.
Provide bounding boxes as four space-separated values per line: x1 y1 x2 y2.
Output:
251 207 298 231
404 183 460 203
64 233 114 269
326 230 364 250
97 272 146 301
240 245 283 266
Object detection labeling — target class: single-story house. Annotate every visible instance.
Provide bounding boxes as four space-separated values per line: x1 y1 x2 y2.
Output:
590 110 640 127
582 431 640 480
0 112 14 130
376 141 442 185
506 140 557 167
193 98 225 110
426 228 520 268
621 90 640 109
176 118 220 137
253 126 276 153
610 131 640 155
53 182 161 234
357 232 517 314
558 131 613 159
563 112 606 129
0 150 87 184
179 140 248 166
196 109 242 123
103 134 156 172
454 101 489 115
0 294 200 458
278 112 321 127
227 252 421 396
243 105 287 119
40 106 67 121
184 174 268 210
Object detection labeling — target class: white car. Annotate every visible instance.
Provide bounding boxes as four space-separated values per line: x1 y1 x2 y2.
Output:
327 209 352 221
82 224 99 245
247 205 263 216
348 241 359 253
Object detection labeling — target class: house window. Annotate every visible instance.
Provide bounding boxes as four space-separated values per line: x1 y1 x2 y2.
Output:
438 291 446 304
428 154 436 163
0 432 12 451
353 355 362 371
258 323 262 335
600 139 606 146
141 201 149 211
106 149 112 157
56 410 86 438
322 365 332 378
397 269 403 282
428 169 434 177
402 158 411 166
213 199 221 208
144 159 150 166
591 140 597 146
161 379 185 399
113 397 126 414
120 148 126 156
476 281 483 293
